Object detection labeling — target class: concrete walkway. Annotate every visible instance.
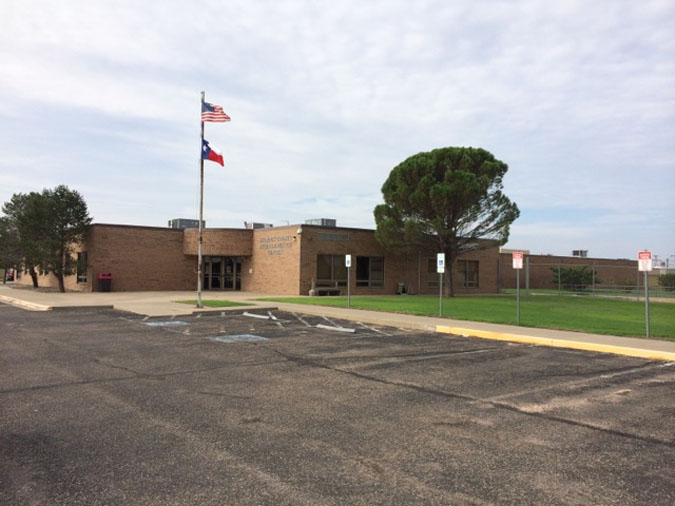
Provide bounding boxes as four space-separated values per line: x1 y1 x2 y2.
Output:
1 284 674 361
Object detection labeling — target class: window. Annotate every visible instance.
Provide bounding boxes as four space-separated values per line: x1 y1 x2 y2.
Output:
316 254 347 286
457 260 479 288
356 256 384 287
77 252 88 284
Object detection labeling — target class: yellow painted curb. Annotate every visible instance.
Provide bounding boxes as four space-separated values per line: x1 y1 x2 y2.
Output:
436 326 675 362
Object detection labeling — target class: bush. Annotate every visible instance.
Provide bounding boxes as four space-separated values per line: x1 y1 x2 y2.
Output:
551 266 601 291
658 273 675 292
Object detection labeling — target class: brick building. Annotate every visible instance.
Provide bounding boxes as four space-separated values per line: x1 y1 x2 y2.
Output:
16 222 502 295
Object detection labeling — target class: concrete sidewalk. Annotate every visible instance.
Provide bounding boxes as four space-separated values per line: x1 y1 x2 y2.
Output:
1 284 674 361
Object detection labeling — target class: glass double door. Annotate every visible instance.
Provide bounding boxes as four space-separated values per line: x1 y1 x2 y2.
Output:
204 257 241 290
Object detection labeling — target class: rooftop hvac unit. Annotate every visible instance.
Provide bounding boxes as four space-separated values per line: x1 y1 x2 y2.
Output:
168 218 203 229
572 250 588 257
305 218 337 227
244 222 274 230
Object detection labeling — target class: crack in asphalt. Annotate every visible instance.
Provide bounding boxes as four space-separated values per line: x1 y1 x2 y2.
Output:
268 348 675 449
0 356 288 395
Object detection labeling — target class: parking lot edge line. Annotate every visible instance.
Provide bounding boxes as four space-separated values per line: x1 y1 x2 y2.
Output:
436 326 675 362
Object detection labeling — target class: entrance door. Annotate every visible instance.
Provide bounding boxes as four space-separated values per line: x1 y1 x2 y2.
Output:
223 258 242 290
209 257 223 289
204 257 241 291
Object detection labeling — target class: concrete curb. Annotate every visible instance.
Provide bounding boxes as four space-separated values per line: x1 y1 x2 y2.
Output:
0 294 52 311
436 326 675 362
52 305 115 311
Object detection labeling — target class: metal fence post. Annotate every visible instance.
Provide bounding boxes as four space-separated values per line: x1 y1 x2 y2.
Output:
516 267 520 325
645 270 650 337
558 262 561 295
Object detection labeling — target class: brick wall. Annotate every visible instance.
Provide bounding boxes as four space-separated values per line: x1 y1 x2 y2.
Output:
183 229 253 256
244 226 301 294
415 242 501 296
87 224 194 291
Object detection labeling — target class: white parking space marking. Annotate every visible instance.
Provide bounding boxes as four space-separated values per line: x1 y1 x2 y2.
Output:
292 313 312 327
316 323 356 333
357 322 392 336
244 312 270 320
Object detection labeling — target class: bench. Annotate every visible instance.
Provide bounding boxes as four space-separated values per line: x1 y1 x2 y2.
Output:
310 280 342 296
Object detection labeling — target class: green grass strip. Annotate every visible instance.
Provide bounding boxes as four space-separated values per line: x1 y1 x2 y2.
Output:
258 294 675 340
174 299 252 308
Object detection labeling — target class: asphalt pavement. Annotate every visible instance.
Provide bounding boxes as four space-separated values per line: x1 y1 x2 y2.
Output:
1 304 674 505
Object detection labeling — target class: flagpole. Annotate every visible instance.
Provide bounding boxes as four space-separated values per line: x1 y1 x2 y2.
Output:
197 91 205 309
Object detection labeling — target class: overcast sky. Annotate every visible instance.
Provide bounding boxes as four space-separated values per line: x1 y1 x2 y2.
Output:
1 0 673 260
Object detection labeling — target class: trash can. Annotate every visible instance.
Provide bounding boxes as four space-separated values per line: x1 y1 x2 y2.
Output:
98 273 112 292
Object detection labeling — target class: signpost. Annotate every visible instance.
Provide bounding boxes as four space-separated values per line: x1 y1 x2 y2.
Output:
512 252 523 325
638 250 652 337
437 253 445 316
345 254 352 308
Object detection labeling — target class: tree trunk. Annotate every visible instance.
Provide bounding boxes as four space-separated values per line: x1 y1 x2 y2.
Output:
29 266 39 288
445 252 456 297
57 273 65 293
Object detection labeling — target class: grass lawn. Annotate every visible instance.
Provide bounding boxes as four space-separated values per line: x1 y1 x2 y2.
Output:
258 294 675 339
174 299 252 308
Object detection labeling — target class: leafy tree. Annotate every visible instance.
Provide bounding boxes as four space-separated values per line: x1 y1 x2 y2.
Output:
0 217 22 283
40 186 93 293
2 186 92 292
374 147 519 295
551 265 600 291
2 192 52 288
658 273 675 292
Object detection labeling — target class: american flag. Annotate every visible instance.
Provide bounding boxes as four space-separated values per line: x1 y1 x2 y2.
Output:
201 101 231 122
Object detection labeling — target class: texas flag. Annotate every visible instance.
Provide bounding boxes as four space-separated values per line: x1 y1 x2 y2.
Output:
201 139 224 166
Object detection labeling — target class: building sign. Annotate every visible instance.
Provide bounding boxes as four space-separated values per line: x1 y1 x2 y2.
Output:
437 253 445 273
638 250 652 272
259 235 293 256
512 251 524 270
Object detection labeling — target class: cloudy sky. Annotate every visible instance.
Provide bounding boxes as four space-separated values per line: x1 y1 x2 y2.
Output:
1 0 673 260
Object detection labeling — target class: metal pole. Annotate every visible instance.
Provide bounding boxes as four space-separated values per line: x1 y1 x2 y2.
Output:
516 267 520 325
347 265 350 308
557 262 561 295
439 272 443 316
197 91 205 309
645 270 650 337
592 265 595 296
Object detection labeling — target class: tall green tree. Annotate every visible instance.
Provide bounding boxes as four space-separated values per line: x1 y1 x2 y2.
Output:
2 192 52 288
40 185 93 293
2 186 92 292
374 147 519 295
0 217 22 283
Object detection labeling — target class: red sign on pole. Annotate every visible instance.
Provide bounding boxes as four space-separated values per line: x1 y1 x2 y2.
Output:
638 250 652 272
512 251 524 270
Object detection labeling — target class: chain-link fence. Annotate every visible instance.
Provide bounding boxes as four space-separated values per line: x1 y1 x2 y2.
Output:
499 255 675 299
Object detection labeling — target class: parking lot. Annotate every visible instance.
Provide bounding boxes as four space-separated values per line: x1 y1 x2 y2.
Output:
1 303 674 505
